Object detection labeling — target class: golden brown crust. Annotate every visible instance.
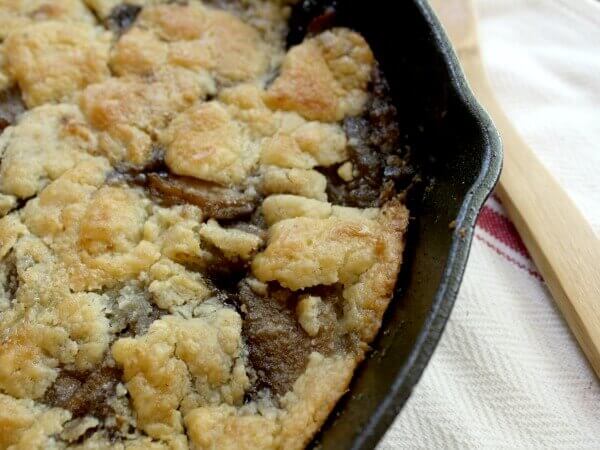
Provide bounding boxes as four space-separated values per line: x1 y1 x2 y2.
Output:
0 3 408 449
252 199 408 336
277 353 358 450
112 310 249 441
343 198 409 341
0 393 71 449
5 21 111 107
185 405 280 450
111 3 274 85
80 68 215 167
265 28 374 122
252 215 383 290
0 104 97 198
0 0 96 40
0 232 111 400
162 102 259 186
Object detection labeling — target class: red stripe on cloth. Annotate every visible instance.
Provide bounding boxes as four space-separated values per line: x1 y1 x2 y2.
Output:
476 205 531 259
475 234 543 281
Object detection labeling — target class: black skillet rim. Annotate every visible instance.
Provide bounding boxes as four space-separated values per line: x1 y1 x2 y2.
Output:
346 1 503 448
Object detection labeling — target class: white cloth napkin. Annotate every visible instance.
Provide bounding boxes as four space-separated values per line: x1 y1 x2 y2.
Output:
378 0 600 447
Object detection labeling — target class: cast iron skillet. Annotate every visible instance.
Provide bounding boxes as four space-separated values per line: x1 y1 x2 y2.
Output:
288 1 502 448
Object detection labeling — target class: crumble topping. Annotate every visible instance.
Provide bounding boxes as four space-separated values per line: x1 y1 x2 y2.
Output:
199 219 263 261
147 258 211 313
112 310 249 441
162 101 260 186
0 393 71 449
130 3 272 84
0 234 111 399
0 1 411 448
0 0 96 41
4 21 112 107
261 194 333 225
0 104 97 199
265 28 374 122
261 166 327 201
80 68 215 168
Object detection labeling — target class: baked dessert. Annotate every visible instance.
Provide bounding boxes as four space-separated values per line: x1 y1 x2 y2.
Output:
0 1 411 449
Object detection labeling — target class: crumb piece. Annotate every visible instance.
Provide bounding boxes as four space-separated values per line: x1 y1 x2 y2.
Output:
148 258 211 312
199 219 263 260
260 194 378 227
291 121 347 166
337 161 354 181
296 296 322 337
78 186 154 262
116 382 127 397
260 134 317 169
185 405 280 450
262 195 332 226
261 166 327 201
109 27 169 76
245 277 268 296
252 215 381 290
142 204 205 266
5 22 111 107
162 102 259 186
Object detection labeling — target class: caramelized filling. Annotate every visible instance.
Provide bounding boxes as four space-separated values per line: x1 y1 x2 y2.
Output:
237 282 354 397
109 169 261 221
324 67 414 207
3 252 19 301
42 365 122 420
0 86 25 132
147 173 259 220
104 4 141 34
237 282 313 396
